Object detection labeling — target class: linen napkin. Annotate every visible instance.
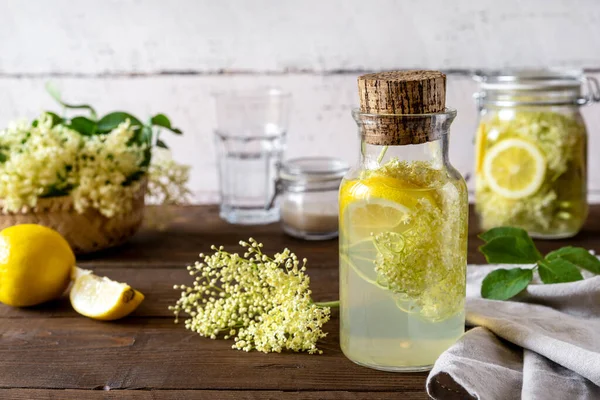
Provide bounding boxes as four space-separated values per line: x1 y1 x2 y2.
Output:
426 264 600 400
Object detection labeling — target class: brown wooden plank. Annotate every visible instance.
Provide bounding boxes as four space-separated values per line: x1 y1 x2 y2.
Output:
78 205 339 268
0 318 426 391
3 205 598 319
0 389 430 400
1 204 599 396
78 205 600 268
0 266 338 318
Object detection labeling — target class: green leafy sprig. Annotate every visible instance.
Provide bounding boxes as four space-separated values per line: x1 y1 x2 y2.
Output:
32 83 184 181
42 83 182 146
479 227 600 300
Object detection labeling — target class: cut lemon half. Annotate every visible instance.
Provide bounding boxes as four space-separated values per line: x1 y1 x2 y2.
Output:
483 138 546 199
70 268 144 321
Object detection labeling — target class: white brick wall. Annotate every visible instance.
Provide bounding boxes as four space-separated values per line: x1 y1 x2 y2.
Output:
1 0 599 201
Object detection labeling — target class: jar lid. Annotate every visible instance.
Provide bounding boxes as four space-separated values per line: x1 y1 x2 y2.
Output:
475 69 584 91
279 157 349 183
474 69 600 106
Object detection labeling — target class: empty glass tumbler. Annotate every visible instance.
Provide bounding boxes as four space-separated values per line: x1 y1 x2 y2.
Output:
213 89 291 224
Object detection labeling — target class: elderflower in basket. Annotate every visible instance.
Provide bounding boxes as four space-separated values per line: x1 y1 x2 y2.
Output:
0 86 190 253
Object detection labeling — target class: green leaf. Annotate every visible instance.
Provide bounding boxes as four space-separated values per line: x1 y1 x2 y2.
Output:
68 116 97 136
151 113 182 134
41 184 73 198
45 112 63 127
479 227 543 261
32 112 63 128
45 82 97 119
156 139 169 149
97 112 143 133
481 268 534 300
479 227 531 243
139 125 154 167
538 259 584 284
546 246 600 274
0 153 7 163
479 236 542 264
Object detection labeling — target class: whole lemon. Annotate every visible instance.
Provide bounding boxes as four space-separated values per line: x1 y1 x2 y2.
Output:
0 224 75 307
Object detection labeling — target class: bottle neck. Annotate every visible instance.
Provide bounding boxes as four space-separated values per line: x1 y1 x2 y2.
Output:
352 108 456 170
359 137 449 170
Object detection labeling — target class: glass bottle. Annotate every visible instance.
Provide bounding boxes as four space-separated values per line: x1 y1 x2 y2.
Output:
474 70 599 238
339 71 468 372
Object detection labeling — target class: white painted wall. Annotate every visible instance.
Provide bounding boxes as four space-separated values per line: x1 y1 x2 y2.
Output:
1 0 599 201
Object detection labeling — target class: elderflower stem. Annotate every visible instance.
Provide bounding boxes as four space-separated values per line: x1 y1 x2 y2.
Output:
377 146 388 164
314 300 340 308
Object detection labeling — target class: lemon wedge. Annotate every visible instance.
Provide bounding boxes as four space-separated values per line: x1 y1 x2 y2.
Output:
70 268 144 321
483 138 546 199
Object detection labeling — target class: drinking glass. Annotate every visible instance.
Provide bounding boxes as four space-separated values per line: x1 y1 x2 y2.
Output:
213 88 291 224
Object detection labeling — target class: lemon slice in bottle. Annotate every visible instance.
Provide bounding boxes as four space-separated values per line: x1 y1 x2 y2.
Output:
483 138 546 199
343 197 414 286
346 198 411 239
70 267 144 321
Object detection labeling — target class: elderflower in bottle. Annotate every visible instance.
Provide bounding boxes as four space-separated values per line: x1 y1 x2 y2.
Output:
339 71 468 372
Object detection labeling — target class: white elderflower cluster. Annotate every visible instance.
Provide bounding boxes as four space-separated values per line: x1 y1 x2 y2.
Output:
0 114 81 211
170 239 331 354
71 120 145 217
0 113 167 218
144 148 192 229
146 147 191 205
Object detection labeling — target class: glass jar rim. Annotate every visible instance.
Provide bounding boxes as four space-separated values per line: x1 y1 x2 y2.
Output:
211 87 292 99
474 68 584 91
473 68 600 107
351 107 457 119
279 157 349 183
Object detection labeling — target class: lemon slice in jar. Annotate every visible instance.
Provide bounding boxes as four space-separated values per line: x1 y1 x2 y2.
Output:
483 138 546 199
475 122 487 174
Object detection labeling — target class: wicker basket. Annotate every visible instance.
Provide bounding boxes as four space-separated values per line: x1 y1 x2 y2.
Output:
0 181 146 254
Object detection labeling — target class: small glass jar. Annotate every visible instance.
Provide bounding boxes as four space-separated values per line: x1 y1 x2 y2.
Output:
279 157 348 240
474 69 599 238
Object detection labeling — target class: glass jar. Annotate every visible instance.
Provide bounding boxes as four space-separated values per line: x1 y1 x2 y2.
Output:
339 74 468 372
474 70 599 238
279 157 348 240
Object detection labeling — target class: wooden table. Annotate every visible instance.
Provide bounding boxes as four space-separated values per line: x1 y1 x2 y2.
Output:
1 205 599 400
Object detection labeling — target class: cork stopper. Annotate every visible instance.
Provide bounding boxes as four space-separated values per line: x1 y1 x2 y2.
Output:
357 70 447 145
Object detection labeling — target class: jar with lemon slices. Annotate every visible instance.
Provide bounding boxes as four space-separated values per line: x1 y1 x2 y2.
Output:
474 70 598 238
339 71 468 372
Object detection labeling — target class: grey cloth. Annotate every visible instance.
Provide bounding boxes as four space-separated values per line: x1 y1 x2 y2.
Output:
426 265 600 400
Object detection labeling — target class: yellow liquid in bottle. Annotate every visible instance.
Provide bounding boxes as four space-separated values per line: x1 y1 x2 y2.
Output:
339 160 468 371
